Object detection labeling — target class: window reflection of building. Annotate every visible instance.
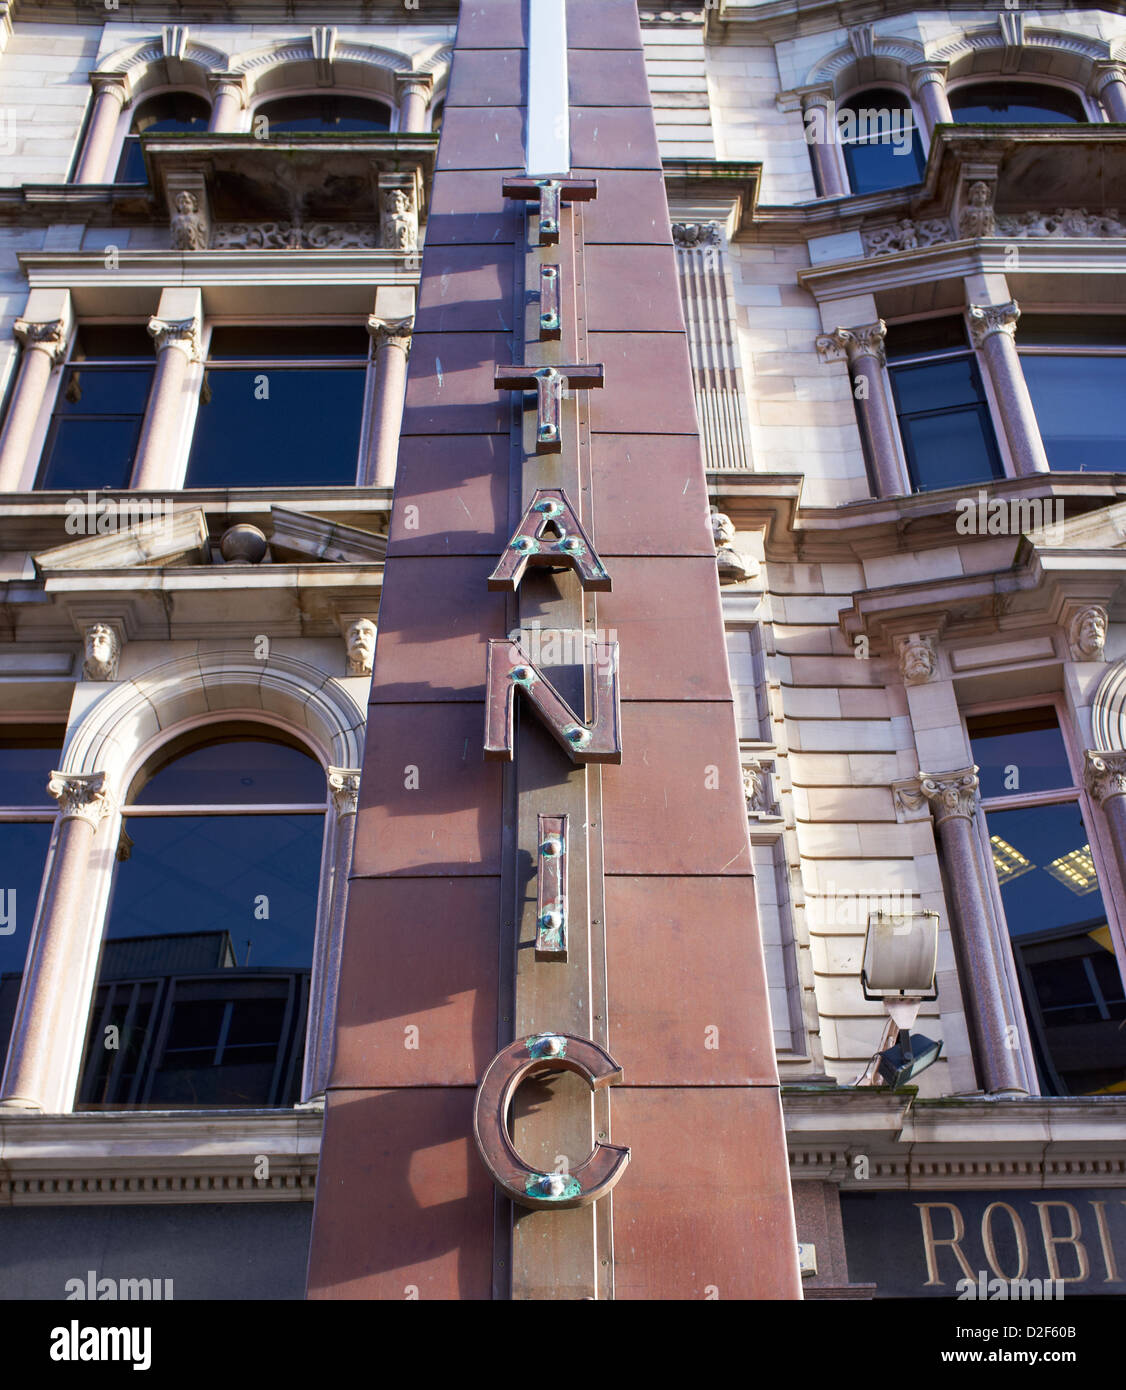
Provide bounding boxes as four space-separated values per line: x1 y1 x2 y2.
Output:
0 729 64 1062
969 706 1126 1097
76 730 326 1110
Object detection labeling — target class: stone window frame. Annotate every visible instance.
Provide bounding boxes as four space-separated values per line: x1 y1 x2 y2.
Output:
13 306 384 496
962 691 1126 1096
943 72 1101 126
831 80 927 200
0 651 366 1116
101 84 214 187
174 316 380 492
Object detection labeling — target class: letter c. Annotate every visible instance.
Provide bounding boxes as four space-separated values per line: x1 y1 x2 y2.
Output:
473 1033 630 1209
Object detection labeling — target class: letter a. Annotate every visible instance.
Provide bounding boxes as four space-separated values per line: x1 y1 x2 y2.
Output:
488 489 611 592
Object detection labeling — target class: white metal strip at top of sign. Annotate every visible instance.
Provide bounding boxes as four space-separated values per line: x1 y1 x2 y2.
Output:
525 0 571 177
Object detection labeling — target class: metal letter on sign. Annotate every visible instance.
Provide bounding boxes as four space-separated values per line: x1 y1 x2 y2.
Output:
488 488 611 592
484 636 622 764
473 1033 630 1209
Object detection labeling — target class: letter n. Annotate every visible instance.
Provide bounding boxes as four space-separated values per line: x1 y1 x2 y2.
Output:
488 489 612 592
484 638 622 764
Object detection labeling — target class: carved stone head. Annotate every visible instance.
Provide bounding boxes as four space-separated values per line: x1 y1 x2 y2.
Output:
346 618 377 676
1070 605 1108 662
898 633 937 685
175 190 198 215
968 181 991 207
83 623 120 682
711 510 736 549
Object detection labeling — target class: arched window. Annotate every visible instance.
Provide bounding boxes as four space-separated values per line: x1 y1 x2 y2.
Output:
949 82 1087 124
115 92 210 183
254 94 391 134
76 728 327 1110
837 87 926 195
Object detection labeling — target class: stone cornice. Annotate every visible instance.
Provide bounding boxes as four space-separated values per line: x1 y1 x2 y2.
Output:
6 1096 1126 1203
0 1110 322 1205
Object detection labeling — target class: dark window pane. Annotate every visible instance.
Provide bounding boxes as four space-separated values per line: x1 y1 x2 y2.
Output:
257 95 390 133
37 417 146 491
889 356 984 412
1018 315 1126 348
884 316 969 360
0 822 54 1063
77 812 322 1109
37 363 153 491
72 325 155 361
988 802 1126 1095
206 326 370 360
115 93 210 184
53 366 154 415
1021 355 1126 472
950 82 1086 124
0 729 65 806
838 89 926 194
968 707 1072 799
888 353 1003 492
131 737 325 806
184 367 364 486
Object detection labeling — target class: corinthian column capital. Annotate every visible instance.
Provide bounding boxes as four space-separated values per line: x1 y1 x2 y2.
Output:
367 314 414 355
909 61 948 95
896 766 980 825
968 300 1020 348
14 318 67 366
327 766 362 817
46 771 114 829
147 315 202 361
90 70 132 107
816 320 887 367
1085 749 1126 806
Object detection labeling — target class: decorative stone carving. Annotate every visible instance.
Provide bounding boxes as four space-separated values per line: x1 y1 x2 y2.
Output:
896 767 979 825
1084 749 1126 805
959 181 996 239
326 766 362 817
170 190 208 251
367 315 414 356
967 299 1020 349
219 523 269 565
897 632 937 685
211 222 380 250
672 222 722 248
710 509 758 583
1068 605 1108 662
815 321 887 367
148 315 201 361
743 759 778 817
345 618 377 677
13 318 67 366
994 207 1126 238
46 770 114 828
82 623 120 682
862 218 952 256
380 187 418 253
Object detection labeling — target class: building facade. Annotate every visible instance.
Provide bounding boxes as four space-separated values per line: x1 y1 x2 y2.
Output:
1 0 1125 1300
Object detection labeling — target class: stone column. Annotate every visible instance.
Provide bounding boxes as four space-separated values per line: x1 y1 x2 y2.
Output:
1091 61 1126 123
207 73 248 133
73 72 132 184
909 61 953 137
129 301 202 490
801 87 848 198
0 773 114 1112
816 320 907 497
1085 750 1126 885
395 72 435 133
898 767 1026 1095
0 317 68 490
967 299 1051 477
302 768 362 1103
364 313 414 488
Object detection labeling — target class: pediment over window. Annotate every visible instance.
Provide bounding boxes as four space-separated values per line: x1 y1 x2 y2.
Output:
840 498 1126 653
25 505 385 639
